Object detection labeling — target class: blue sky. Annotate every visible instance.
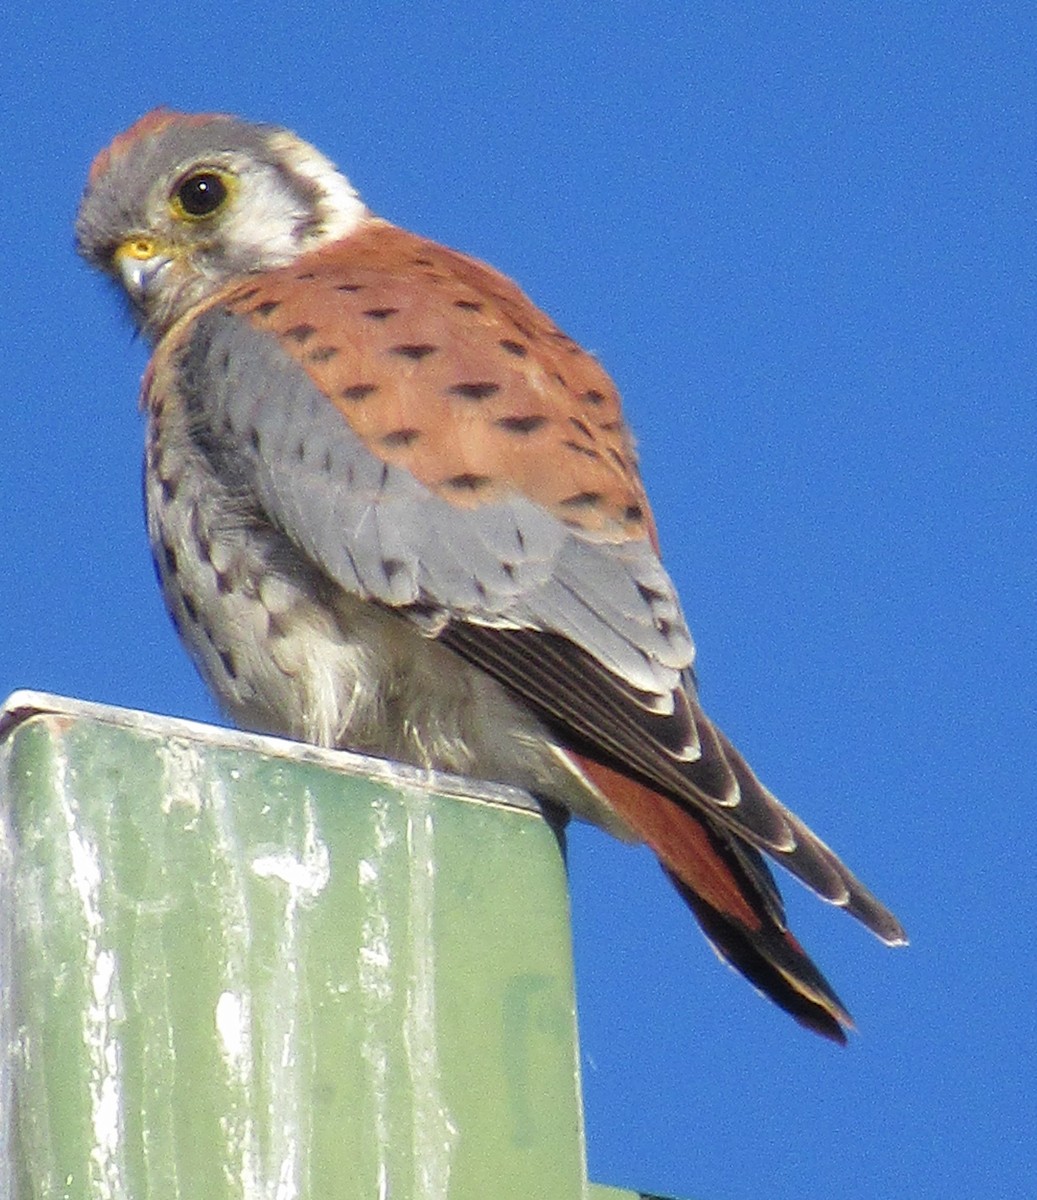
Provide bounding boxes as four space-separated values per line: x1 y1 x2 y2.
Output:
2 3 1034 1197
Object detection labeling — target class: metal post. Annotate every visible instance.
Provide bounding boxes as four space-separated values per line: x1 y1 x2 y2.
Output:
1 691 684 1200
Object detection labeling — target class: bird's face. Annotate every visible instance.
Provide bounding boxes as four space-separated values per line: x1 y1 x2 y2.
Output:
75 110 367 338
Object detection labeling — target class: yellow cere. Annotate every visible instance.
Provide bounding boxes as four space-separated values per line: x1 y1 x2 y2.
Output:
117 236 159 261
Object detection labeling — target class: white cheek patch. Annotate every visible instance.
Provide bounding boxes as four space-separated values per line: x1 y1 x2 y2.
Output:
215 142 367 270
219 166 317 267
263 132 367 244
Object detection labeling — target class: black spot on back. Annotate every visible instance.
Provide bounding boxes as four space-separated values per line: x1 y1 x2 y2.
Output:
341 383 378 401
444 472 492 492
381 428 422 448
449 381 500 400
283 323 316 344
496 413 548 434
392 343 438 361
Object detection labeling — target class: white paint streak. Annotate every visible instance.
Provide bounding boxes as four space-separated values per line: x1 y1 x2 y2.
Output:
358 798 395 1197
216 990 249 1067
251 846 330 895
55 745 128 1200
203 771 262 1200
403 796 457 1199
156 738 207 815
248 792 330 1200
357 858 378 886
0 793 14 1200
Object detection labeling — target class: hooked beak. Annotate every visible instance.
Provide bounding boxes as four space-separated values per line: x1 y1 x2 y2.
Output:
113 236 174 307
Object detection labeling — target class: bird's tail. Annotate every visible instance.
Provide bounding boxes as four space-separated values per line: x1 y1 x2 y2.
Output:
571 751 859 1042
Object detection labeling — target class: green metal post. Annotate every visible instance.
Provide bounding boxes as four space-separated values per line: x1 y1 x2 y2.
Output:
1 691 685 1200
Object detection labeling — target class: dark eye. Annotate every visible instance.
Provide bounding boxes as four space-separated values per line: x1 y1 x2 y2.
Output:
174 171 229 218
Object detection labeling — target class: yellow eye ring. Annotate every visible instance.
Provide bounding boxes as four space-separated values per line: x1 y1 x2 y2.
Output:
169 168 236 221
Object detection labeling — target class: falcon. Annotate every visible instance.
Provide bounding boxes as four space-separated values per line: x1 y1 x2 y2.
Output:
76 110 905 1042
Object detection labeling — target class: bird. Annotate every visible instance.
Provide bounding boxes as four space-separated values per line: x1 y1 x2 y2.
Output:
76 109 905 1043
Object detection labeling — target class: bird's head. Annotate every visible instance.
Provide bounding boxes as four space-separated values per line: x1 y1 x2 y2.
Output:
76 109 368 338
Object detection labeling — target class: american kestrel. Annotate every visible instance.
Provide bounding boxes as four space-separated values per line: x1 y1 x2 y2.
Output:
77 110 905 1042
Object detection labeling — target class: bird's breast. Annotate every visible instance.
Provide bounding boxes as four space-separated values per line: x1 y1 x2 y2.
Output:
142 401 606 821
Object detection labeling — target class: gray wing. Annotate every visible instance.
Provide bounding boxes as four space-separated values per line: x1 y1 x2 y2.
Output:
168 301 905 943
175 302 695 701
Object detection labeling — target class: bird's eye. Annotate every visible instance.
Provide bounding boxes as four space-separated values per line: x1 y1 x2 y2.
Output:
171 170 232 219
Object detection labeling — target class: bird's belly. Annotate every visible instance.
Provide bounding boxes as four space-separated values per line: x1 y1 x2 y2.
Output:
142 435 611 825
